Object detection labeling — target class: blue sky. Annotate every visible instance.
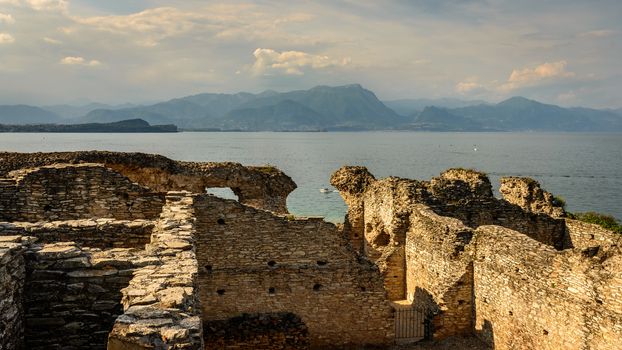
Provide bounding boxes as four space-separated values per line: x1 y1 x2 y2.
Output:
0 0 620 107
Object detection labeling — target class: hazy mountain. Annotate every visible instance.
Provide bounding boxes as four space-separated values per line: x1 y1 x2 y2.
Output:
407 106 485 131
222 100 328 131
2 86 621 131
80 84 405 130
0 105 62 124
384 98 488 116
42 103 137 120
450 97 622 131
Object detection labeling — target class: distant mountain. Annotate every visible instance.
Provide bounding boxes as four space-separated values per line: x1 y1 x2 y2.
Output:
79 84 406 131
222 100 328 131
450 97 622 131
0 105 62 124
384 98 487 116
406 106 486 131
2 86 621 131
42 103 137 120
0 119 177 133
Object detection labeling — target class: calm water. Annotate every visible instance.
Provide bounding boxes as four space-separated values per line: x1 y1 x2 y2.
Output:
1 132 620 222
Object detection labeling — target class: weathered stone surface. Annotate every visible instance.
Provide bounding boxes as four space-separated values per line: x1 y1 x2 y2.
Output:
500 176 565 217
0 151 296 213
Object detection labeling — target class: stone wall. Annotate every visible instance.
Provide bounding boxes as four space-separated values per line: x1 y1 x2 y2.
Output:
405 206 475 339
0 219 154 249
194 194 394 349
0 163 164 222
564 218 622 250
0 151 296 213
203 313 309 350
108 192 203 350
500 176 565 217
0 236 27 350
473 225 622 350
23 242 149 349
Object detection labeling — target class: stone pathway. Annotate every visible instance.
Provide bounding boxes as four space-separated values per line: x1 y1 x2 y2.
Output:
393 336 491 350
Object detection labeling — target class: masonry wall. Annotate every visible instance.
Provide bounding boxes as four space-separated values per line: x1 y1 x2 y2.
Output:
194 194 394 349
108 192 203 350
23 242 145 349
564 218 622 250
474 225 622 350
0 237 26 350
0 219 154 249
405 206 475 339
0 164 164 222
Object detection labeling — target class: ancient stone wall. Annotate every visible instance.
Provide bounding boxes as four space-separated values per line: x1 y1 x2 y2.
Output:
203 313 309 350
0 236 27 350
405 206 475 338
473 225 622 350
564 218 622 250
500 176 565 217
0 219 154 249
0 164 164 222
0 151 296 213
23 242 148 349
108 192 203 350
194 194 394 349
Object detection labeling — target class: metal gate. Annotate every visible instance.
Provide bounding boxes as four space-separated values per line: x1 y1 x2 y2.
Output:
394 306 431 343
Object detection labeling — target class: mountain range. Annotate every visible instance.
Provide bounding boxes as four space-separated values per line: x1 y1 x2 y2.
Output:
0 84 621 131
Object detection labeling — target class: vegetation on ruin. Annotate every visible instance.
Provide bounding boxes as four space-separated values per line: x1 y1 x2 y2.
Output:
254 164 279 174
552 195 566 209
568 212 622 234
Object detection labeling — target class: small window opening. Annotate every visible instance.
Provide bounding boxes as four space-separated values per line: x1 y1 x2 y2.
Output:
313 283 322 291
43 204 52 212
361 287 366 292
217 218 225 225
543 330 549 335
217 289 225 296
317 260 328 266
267 260 276 267
268 287 276 294
205 265 213 272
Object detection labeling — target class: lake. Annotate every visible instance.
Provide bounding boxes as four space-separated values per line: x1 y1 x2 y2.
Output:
1 132 620 222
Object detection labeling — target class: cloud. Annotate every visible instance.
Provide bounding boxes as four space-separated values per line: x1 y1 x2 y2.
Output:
0 32 15 44
60 56 101 67
43 36 61 44
456 81 485 94
0 0 67 12
579 30 616 38
500 61 575 91
251 48 350 76
0 12 15 24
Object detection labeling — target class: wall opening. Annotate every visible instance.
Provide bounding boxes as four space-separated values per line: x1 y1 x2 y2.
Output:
206 187 239 201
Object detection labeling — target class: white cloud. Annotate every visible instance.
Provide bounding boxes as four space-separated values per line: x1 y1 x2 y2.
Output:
456 81 484 94
43 36 61 44
0 0 67 12
500 61 575 91
0 12 15 24
60 56 101 67
251 48 350 76
0 32 15 44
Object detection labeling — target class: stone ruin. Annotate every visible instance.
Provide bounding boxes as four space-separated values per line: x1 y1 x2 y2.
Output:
331 166 622 349
0 151 619 350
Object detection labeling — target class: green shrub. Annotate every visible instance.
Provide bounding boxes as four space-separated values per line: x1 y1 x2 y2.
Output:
552 195 566 209
568 212 622 234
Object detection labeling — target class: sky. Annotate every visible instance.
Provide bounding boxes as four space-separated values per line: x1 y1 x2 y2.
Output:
0 0 620 108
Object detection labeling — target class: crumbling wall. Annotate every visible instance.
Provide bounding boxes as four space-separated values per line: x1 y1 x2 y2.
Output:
0 236 27 350
0 164 164 222
0 151 296 213
23 242 148 349
194 194 394 348
0 219 154 249
108 192 203 350
474 225 622 350
405 206 475 338
500 176 565 217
